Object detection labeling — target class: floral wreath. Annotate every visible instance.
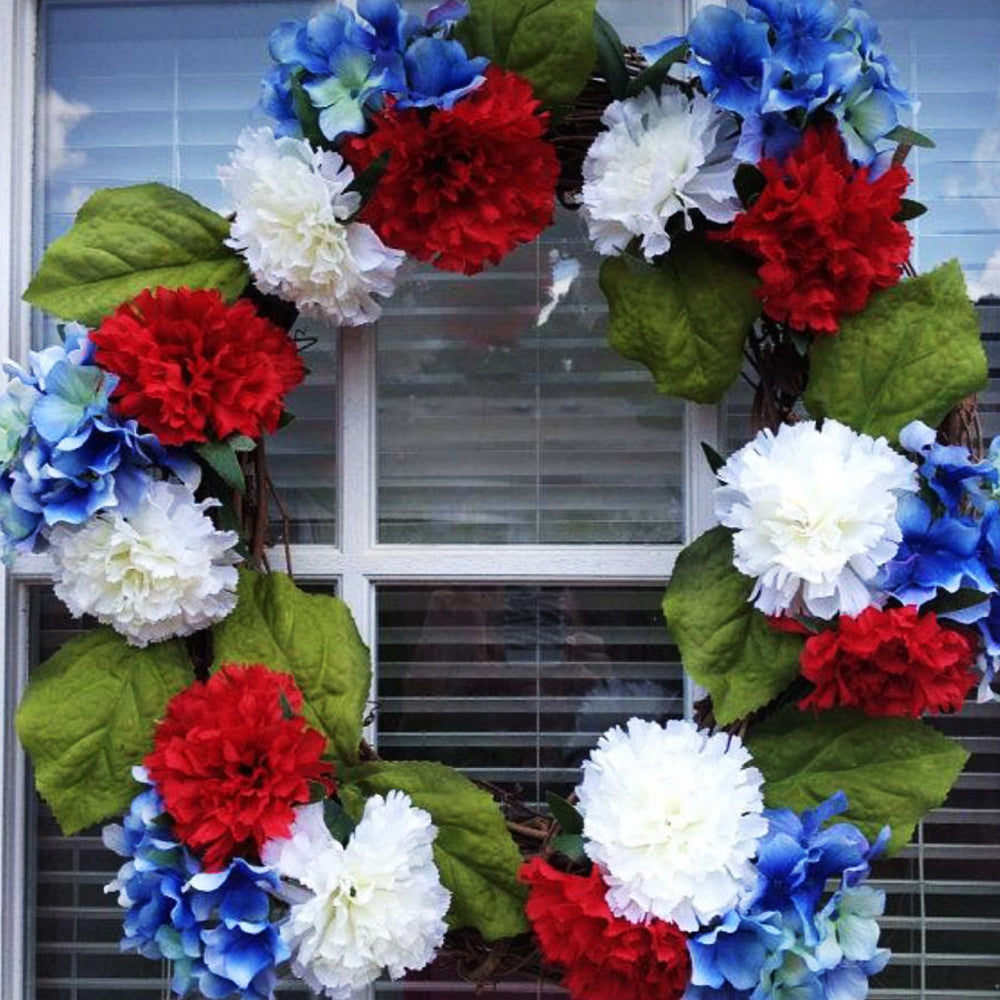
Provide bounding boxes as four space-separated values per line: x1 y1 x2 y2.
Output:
9 1 996 999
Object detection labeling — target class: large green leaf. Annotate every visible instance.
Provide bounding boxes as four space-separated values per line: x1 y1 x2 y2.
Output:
341 760 528 941
747 706 969 855
24 183 250 326
15 629 192 835
600 244 761 404
804 260 986 442
457 0 597 106
663 527 805 725
211 570 371 763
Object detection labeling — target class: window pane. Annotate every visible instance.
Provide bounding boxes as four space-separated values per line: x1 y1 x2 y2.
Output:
37 0 336 544
376 585 684 805
863 0 1000 299
376 212 687 544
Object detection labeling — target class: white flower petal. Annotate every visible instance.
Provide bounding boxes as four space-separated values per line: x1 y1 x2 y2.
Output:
576 718 766 931
715 420 918 619
49 481 239 646
219 126 405 326
580 89 740 262
265 791 450 997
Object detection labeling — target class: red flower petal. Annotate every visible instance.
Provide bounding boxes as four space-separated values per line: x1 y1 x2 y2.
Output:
798 605 978 717
344 67 560 275
719 124 912 335
145 664 334 870
91 287 304 446
519 858 691 1000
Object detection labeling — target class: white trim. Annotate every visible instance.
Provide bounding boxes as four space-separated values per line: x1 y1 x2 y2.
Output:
0 0 38 997
11 544 683 584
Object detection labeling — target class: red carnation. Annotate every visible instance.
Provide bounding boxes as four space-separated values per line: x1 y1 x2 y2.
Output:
344 67 559 275
719 124 912 335
145 664 333 870
91 287 304 446
520 857 690 1000
799 605 977 718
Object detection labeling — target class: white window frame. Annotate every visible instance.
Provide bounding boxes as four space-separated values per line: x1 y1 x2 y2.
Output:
0 1 711 995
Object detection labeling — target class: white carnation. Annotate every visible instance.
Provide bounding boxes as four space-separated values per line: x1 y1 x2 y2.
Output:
715 419 918 619
577 718 765 932
219 126 404 326
580 88 740 261
262 791 450 998
49 481 239 647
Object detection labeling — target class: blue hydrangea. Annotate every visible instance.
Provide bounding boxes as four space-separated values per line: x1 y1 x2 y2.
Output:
0 328 193 556
665 0 915 164
262 0 488 141
104 773 288 1000
686 794 890 1000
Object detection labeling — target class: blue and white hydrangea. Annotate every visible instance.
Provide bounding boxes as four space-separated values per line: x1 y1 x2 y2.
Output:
104 770 289 1000
262 0 488 141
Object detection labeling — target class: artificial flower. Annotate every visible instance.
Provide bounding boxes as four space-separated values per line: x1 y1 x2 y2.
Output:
686 5 772 119
829 1 914 162
263 0 486 139
719 124 911 334
746 792 888 938
576 718 766 931
0 378 37 469
220 127 404 327
714 419 918 619
144 664 333 870
104 776 289 1000
187 859 290 1000
580 88 741 261
90 286 304 447
799 606 978 717
687 793 891 1000
262 792 450 997
519 857 691 1000
899 420 999 516
103 773 204 995
344 66 559 274
48 480 240 647
0 328 189 554
878 494 995 609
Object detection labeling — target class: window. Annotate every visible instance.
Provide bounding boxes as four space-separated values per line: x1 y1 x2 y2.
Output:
0 2 997 1000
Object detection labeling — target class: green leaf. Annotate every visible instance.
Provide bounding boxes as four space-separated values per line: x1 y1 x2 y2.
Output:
290 68 327 149
195 440 245 494
552 833 587 861
896 198 928 222
545 791 583 834
228 435 257 453
701 442 725 475
24 183 249 326
323 798 357 845
457 0 597 106
922 587 990 616
211 570 371 763
804 260 987 443
626 42 689 96
346 150 390 207
15 629 192 835
747 707 968 854
341 760 528 940
593 11 629 99
886 124 935 149
663 527 805 725
600 243 761 404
